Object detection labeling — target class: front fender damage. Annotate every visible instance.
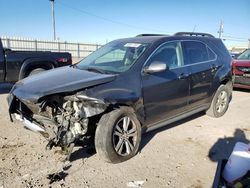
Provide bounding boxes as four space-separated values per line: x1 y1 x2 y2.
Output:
43 93 108 151
9 92 108 159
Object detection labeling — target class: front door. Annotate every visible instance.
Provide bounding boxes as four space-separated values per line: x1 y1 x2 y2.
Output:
142 41 190 126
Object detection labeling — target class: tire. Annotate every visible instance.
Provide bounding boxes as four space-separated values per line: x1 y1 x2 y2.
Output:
206 84 231 118
28 68 46 77
95 107 142 163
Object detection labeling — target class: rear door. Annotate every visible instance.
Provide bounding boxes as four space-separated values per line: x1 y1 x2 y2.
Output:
182 40 217 109
0 40 5 82
142 41 191 126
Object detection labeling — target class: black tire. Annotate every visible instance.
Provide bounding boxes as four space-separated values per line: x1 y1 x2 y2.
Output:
28 68 46 77
95 107 142 163
206 84 231 118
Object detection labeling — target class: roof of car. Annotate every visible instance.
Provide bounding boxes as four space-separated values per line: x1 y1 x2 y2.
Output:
114 36 168 43
115 32 218 44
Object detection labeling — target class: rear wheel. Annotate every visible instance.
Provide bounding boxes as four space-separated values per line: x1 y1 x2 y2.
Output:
28 68 46 77
95 107 141 163
206 84 231 118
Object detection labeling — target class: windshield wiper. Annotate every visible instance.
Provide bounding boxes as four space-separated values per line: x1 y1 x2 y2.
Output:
85 67 107 74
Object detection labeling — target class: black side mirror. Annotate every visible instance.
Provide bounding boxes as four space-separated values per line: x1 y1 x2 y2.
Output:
143 61 168 74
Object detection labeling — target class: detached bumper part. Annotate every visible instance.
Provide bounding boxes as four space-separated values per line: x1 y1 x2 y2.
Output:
14 113 45 133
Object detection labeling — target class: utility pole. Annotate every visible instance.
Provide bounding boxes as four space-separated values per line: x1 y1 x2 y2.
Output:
50 0 56 40
218 20 224 39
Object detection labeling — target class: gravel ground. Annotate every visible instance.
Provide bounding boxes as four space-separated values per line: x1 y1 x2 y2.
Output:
0 87 250 188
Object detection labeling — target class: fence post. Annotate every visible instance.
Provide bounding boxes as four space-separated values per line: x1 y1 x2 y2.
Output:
34 40 37 51
77 43 80 58
58 41 60 52
7 38 10 48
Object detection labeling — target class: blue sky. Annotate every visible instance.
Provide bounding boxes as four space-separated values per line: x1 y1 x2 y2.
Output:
0 0 249 47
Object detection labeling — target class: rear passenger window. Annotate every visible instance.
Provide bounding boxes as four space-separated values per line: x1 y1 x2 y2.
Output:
183 41 214 65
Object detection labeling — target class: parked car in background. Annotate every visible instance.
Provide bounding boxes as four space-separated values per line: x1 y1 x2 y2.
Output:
232 49 250 89
8 32 232 163
0 38 72 84
230 52 240 59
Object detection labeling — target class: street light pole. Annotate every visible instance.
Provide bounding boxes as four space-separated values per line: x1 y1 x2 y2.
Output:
50 0 56 40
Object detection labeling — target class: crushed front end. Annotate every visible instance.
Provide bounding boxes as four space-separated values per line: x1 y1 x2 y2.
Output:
8 92 108 158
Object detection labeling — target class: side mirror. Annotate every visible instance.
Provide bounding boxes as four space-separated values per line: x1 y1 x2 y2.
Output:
143 61 168 74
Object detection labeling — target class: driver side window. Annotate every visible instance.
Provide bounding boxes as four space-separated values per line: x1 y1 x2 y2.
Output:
148 41 183 69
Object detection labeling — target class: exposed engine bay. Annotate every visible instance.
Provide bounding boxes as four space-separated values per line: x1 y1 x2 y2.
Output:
10 93 108 159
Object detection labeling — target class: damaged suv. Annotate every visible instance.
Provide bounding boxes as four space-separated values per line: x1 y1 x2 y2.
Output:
8 32 232 163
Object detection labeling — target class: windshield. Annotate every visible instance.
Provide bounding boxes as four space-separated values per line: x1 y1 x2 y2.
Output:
76 41 149 73
237 49 250 60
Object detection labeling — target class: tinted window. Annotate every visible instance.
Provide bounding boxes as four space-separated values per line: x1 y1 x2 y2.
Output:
183 41 209 65
207 47 216 60
148 42 183 69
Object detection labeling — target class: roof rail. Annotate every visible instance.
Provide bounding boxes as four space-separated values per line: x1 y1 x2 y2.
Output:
136 34 168 37
174 32 215 38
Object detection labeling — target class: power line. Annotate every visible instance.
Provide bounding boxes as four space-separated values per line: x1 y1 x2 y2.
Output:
223 38 248 42
56 1 171 34
224 32 250 38
223 35 248 40
192 25 197 32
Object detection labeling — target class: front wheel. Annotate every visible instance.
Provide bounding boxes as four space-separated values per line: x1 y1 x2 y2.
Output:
206 84 231 118
95 107 142 163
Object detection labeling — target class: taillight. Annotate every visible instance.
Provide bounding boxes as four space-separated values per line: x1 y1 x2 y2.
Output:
56 58 68 63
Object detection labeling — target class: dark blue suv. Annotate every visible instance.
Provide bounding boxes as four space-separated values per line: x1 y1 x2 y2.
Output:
8 32 232 163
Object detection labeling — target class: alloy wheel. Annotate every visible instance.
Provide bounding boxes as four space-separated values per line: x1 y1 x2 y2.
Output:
112 116 138 156
215 90 228 113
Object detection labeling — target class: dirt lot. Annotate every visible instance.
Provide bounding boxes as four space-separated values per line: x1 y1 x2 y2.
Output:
0 88 250 188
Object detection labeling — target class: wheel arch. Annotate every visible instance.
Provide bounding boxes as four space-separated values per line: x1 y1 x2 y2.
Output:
106 103 144 126
19 58 58 80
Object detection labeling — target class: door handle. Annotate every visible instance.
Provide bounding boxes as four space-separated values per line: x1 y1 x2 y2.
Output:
178 73 189 79
211 64 219 72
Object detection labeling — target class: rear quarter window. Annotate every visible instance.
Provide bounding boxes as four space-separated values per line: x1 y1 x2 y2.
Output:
207 47 216 60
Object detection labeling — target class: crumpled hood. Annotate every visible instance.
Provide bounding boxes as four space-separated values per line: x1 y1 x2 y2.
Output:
11 66 116 103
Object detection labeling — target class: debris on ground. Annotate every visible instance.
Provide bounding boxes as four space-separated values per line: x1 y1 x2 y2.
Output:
47 159 72 184
127 180 145 187
47 171 68 184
